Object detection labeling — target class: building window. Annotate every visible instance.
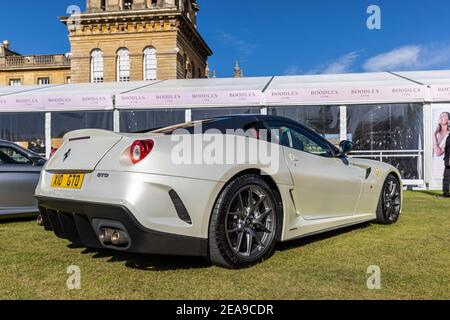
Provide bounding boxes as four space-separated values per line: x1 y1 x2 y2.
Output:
143 47 157 80
9 79 22 86
101 0 107 10
66 76 72 84
37 77 51 85
117 48 131 82
91 49 104 83
151 0 158 7
123 0 133 9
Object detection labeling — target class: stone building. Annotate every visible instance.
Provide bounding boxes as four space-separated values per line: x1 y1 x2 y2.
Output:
0 0 212 86
0 40 71 86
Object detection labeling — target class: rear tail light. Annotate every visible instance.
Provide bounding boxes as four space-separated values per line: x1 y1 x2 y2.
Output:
130 140 154 164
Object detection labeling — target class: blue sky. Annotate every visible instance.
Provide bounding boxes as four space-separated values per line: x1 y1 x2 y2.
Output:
1 0 450 77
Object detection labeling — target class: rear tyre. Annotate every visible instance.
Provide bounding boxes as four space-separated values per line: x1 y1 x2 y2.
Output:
208 174 281 269
376 174 402 225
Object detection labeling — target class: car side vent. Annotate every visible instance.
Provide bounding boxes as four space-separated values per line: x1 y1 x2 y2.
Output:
169 190 192 225
366 168 372 179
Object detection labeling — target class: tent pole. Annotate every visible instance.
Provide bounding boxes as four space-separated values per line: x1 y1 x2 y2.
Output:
340 105 347 142
45 112 51 159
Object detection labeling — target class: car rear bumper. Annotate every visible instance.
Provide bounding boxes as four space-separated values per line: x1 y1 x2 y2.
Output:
36 171 223 239
37 196 208 257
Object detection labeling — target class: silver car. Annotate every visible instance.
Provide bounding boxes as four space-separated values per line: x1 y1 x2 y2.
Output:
0 140 46 218
36 115 402 268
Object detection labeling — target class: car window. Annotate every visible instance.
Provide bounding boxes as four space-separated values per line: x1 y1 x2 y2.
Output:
266 121 334 157
0 147 31 164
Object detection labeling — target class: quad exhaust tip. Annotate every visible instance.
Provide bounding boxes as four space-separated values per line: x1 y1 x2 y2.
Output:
99 228 130 247
99 228 113 245
111 230 129 246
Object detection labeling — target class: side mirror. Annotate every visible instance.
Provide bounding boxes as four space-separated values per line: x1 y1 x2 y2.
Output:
339 140 353 156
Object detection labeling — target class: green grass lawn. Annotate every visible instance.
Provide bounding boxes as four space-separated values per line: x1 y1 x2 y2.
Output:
1 191 450 300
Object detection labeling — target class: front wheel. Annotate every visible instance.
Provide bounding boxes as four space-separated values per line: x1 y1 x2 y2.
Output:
376 174 402 224
208 174 281 269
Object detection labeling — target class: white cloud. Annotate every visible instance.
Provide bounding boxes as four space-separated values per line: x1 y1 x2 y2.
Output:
363 44 450 72
219 32 256 56
363 46 421 72
322 51 361 74
283 65 302 76
310 51 361 75
284 51 361 76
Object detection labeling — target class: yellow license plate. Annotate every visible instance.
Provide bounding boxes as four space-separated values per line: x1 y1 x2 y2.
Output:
51 174 85 189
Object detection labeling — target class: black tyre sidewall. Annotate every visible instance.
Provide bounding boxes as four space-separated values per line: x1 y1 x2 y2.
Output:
376 174 401 225
209 174 282 268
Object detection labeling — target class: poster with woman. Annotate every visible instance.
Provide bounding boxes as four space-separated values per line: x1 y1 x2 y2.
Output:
432 107 450 195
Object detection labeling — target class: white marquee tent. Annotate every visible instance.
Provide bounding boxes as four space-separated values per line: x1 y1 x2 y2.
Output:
1 70 450 189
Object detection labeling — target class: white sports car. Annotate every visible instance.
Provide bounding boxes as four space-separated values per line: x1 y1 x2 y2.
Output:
35 115 402 268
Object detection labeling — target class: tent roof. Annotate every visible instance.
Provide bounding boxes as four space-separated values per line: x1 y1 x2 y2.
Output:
396 70 450 85
116 77 272 109
267 72 414 88
0 84 57 97
396 70 450 101
0 81 159 112
2 70 450 112
263 71 426 105
15 81 159 95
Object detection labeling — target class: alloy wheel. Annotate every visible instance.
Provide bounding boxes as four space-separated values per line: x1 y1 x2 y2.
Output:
225 185 276 259
383 178 401 222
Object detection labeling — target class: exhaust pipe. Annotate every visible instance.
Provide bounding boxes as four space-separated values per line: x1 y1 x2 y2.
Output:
111 230 129 247
98 228 114 245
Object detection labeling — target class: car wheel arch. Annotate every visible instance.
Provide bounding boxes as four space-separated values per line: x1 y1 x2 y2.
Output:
208 169 284 242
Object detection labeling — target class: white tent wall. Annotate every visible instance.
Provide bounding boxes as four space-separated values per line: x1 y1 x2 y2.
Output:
115 77 272 133
1 70 450 189
0 81 159 158
396 71 450 190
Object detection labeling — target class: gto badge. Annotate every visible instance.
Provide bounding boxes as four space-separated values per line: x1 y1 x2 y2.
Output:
63 149 72 162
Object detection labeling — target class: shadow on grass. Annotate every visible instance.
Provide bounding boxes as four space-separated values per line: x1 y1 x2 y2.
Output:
76 246 211 271
0 215 37 224
276 222 372 252
64 223 372 271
